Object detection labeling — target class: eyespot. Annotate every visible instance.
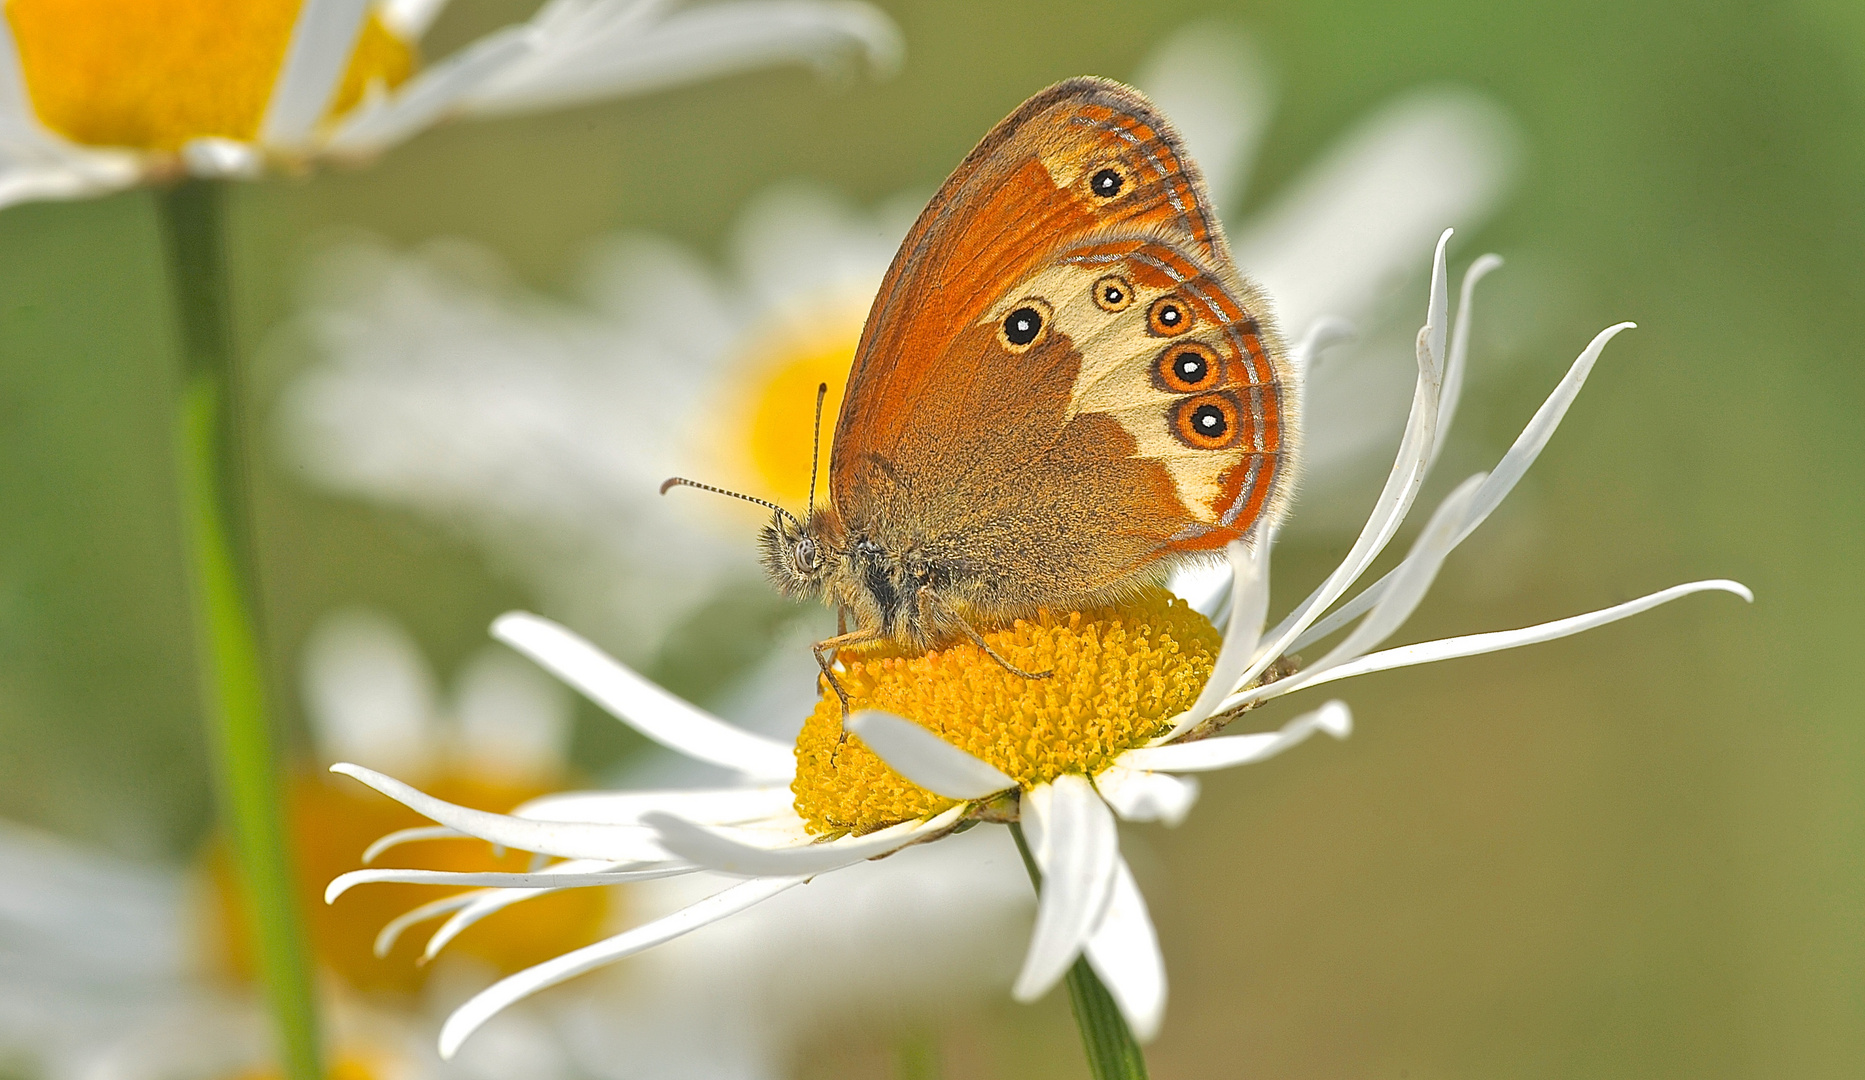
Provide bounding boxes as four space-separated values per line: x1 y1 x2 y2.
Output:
1172 393 1240 450
1148 296 1191 336
997 298 1053 352
1155 342 1220 392
1092 275 1134 312
794 538 819 573
1089 167 1125 198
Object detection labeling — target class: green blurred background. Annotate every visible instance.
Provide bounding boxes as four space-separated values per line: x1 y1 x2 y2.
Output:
1 0 1861 1075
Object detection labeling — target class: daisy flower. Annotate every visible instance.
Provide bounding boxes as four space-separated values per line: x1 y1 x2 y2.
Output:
327 232 1752 1056
2 610 1019 1080
277 22 1517 653
0 0 901 202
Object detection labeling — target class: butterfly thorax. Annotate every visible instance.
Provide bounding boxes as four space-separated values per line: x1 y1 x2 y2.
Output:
761 505 995 650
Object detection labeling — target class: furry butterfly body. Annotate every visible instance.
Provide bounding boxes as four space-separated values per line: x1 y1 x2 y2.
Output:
755 77 1300 696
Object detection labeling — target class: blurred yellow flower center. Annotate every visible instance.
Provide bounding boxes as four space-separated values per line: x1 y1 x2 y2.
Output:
734 316 859 508
204 770 612 996
6 0 415 151
792 590 1220 834
229 1055 384 1080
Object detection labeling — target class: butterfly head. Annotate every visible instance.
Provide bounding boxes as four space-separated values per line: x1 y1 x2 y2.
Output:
758 504 844 601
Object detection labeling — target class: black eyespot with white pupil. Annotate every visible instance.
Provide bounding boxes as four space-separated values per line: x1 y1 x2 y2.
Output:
1004 307 1043 346
1148 295 1192 336
1092 274 1133 312
1172 392 1241 450
1174 351 1207 384
1090 168 1123 198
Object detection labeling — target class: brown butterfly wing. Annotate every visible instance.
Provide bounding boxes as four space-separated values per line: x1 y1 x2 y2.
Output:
830 78 1296 611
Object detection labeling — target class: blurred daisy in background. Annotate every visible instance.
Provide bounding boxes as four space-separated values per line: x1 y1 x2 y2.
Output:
326 235 1749 1056
278 20 1518 667
0 609 1029 1080
0 0 901 203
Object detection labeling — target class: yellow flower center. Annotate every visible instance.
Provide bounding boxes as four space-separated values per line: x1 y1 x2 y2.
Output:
728 309 861 509
202 770 612 995
229 1055 386 1080
792 590 1220 834
6 0 415 151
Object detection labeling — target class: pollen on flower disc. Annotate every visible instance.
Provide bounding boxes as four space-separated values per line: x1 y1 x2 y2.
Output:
792 589 1220 834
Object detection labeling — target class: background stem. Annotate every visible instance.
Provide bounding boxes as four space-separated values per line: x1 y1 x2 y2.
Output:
157 179 324 1080
1010 820 1149 1080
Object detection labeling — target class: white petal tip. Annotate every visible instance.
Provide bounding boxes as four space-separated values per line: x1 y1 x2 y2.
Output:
1010 974 1057 1004
1714 580 1755 603
1316 701 1354 739
490 610 540 640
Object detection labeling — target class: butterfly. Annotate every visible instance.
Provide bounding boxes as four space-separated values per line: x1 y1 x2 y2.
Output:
667 77 1298 711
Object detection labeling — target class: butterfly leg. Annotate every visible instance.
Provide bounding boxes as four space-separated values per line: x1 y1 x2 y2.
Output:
813 627 882 721
916 585 1053 681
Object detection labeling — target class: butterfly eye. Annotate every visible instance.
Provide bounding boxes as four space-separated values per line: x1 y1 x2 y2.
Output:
997 298 1052 352
1155 342 1220 392
1089 167 1125 199
794 538 819 573
1148 296 1192 336
1172 393 1242 450
1092 275 1133 312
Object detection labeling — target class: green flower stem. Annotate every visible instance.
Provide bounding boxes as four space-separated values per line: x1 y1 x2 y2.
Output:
157 180 324 1080
1009 820 1149 1080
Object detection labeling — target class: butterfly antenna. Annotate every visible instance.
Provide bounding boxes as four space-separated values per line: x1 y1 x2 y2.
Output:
807 382 828 522
659 477 799 529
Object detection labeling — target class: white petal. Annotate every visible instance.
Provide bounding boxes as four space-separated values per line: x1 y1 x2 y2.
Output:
1084 856 1166 1042
1132 21 1272 210
362 825 462 864
373 891 477 957
438 875 805 1059
1174 538 1269 734
331 763 674 861
326 861 687 903
492 612 795 780
421 882 564 961
1119 701 1352 773
1291 321 1637 653
463 0 902 118
1304 473 1487 675
180 137 263 178
1093 766 1200 826
325 25 538 157
1013 777 1120 1003
844 711 1015 800
1170 231 1451 741
644 804 965 877
1295 315 1358 371
379 0 455 39
1431 253 1505 466
261 0 375 147
1228 580 1753 711
418 857 620 961
514 785 793 825
0 142 141 208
